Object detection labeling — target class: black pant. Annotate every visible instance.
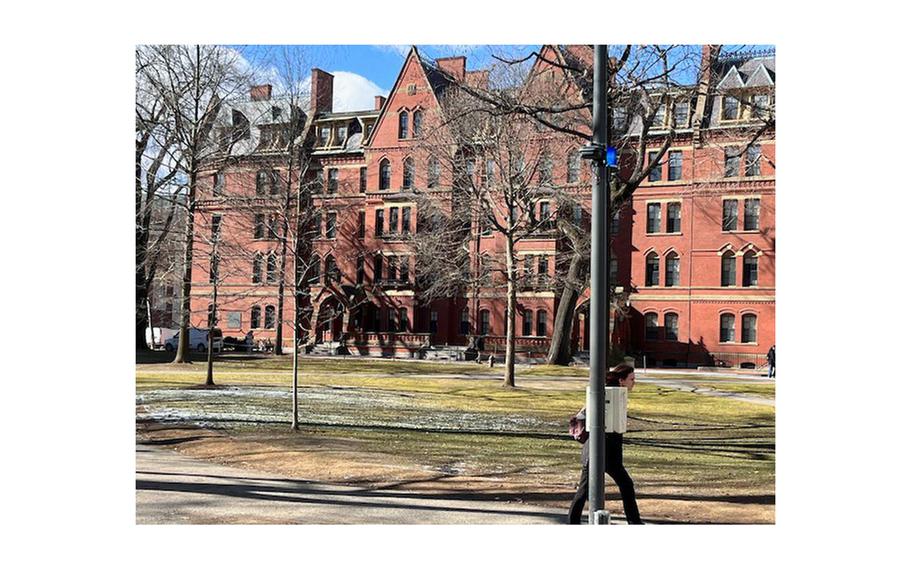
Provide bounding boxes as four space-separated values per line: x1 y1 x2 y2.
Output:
568 434 642 524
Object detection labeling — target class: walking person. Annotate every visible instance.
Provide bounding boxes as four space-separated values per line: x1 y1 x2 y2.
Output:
767 345 776 378
568 363 643 524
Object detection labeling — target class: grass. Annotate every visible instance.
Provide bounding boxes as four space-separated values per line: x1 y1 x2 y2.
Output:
136 355 775 522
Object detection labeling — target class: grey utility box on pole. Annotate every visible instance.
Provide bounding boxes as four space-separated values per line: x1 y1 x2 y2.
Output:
587 386 628 434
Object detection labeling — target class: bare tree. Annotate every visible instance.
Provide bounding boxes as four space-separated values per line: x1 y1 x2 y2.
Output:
137 44 254 364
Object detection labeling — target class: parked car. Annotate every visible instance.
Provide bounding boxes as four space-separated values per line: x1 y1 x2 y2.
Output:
163 328 223 353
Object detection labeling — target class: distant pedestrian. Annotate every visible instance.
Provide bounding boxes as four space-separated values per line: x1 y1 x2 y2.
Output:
568 363 643 525
767 345 776 378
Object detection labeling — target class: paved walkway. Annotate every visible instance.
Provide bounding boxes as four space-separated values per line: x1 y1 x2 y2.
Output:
136 444 579 524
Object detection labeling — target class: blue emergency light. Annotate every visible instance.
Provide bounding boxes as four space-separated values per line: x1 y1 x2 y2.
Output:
606 146 617 167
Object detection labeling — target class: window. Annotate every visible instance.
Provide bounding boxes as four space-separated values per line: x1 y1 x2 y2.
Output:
254 213 265 239
356 256 365 284
647 203 662 234
744 199 760 231
724 147 740 177
412 110 422 137
612 107 628 131
389 207 399 234
269 170 280 195
722 199 738 231
538 201 551 229
319 127 330 146
312 168 324 194
313 213 322 239
252 253 263 284
427 158 440 188
742 314 757 343
226 311 242 329
720 313 735 343
387 256 397 283
480 309 490 335
668 151 682 181
209 253 219 283
256 170 270 195
645 312 659 340
402 207 411 234
213 173 224 197
399 257 409 283
537 256 549 287
648 151 661 182
398 308 409 332
264 305 276 329
666 202 681 233
430 310 438 334
460 308 470 336
250 306 261 329
379 160 391 190
358 210 366 239
536 310 547 337
308 256 320 284
665 313 679 341
751 94 770 120
267 214 279 239
743 252 758 287
403 158 414 189
324 255 339 284
522 310 532 336
483 158 495 187
266 252 277 284
539 153 552 185
745 145 762 176
645 252 660 287
673 100 689 127
721 252 736 287
398 111 408 139
373 254 383 283
211 214 222 241
375 209 384 236
665 252 680 287
722 96 739 121
359 167 367 193
653 99 666 127
326 212 337 239
611 210 619 235
610 255 618 284
567 152 580 184
327 168 338 193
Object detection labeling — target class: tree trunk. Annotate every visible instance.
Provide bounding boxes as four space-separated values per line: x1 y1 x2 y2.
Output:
173 167 197 364
205 252 218 386
503 235 516 388
547 251 584 365
275 221 289 355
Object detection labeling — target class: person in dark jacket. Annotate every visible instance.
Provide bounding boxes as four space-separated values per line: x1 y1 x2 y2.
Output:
568 363 643 524
767 345 776 378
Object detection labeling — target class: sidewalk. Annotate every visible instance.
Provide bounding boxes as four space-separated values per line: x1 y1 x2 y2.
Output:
137 444 579 524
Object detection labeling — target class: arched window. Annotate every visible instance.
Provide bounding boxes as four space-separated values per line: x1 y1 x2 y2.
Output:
742 314 757 343
721 251 737 287
665 312 679 341
720 313 735 343
412 110 422 137
743 251 758 287
645 252 660 287
256 169 270 195
479 309 491 335
398 110 409 139
523 309 532 336
645 312 659 340
324 255 339 284
460 307 470 335
264 305 276 329
266 252 277 284
379 159 391 191
427 157 440 188
250 306 261 329
665 252 680 287
536 309 547 337
252 252 263 284
403 157 414 190
308 255 320 284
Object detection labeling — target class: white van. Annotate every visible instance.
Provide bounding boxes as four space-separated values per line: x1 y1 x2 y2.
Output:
163 328 223 353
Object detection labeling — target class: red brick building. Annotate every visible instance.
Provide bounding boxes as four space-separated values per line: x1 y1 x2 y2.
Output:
190 45 775 368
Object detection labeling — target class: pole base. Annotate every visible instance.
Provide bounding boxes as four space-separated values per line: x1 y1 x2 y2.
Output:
591 510 612 525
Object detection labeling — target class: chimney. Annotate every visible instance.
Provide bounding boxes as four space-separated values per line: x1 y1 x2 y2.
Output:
692 45 720 145
310 68 334 115
465 70 489 89
435 56 466 81
374 95 387 111
250 84 272 101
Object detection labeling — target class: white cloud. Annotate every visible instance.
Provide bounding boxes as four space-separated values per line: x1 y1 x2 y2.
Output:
330 71 389 112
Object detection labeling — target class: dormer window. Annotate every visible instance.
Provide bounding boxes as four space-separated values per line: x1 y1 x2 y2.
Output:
398 111 409 139
337 126 347 142
673 100 690 127
722 95 740 121
319 126 330 146
751 94 770 120
653 100 667 127
271 106 282 120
